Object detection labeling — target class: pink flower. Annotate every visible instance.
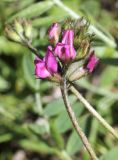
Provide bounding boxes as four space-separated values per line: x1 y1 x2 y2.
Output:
84 51 99 72
34 46 58 79
34 58 51 78
45 46 58 74
54 29 76 62
48 23 61 44
54 43 76 62
62 29 74 46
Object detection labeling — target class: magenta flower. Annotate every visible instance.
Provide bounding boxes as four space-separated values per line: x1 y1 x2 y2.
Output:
54 29 76 62
48 23 61 44
62 29 74 46
34 21 99 81
34 58 51 78
54 43 76 62
84 51 99 72
45 46 58 74
34 46 58 79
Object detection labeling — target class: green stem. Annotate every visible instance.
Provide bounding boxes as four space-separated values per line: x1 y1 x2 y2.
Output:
53 0 116 48
26 41 40 58
61 78 98 160
16 30 40 58
70 84 118 140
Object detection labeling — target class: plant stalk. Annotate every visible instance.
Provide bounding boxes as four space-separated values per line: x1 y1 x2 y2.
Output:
23 41 40 58
70 84 118 140
61 78 98 160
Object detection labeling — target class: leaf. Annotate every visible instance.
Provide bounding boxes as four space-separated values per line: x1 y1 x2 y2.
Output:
101 58 118 66
20 139 55 154
0 37 26 55
44 98 65 117
66 115 88 155
66 131 83 156
10 1 54 20
0 76 10 91
50 122 64 149
95 46 116 58
98 97 115 114
0 134 12 143
22 53 40 91
80 0 100 17
100 146 118 160
44 96 76 117
28 119 50 135
100 66 118 89
0 106 15 120
55 102 84 133
78 78 118 99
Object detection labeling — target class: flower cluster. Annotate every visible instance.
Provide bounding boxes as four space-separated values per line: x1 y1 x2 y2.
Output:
34 19 99 82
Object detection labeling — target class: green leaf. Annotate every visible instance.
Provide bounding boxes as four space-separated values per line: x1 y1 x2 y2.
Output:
78 78 118 99
28 119 50 135
95 46 116 58
22 53 40 91
33 14 67 27
101 58 118 66
0 76 10 91
80 0 100 17
0 37 26 55
50 121 64 149
100 66 118 89
100 146 118 160
10 1 54 20
20 139 55 154
66 115 88 155
44 96 76 117
44 98 65 117
98 97 115 114
66 131 83 156
0 134 12 143
55 102 84 133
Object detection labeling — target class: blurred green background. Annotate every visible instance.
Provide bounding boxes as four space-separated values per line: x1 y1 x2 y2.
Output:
0 0 118 159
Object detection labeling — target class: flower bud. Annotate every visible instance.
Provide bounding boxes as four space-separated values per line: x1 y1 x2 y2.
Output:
69 67 86 82
5 26 21 43
23 19 32 41
84 51 99 72
14 19 24 36
48 23 61 45
5 18 33 44
76 40 90 60
62 29 74 46
67 62 86 81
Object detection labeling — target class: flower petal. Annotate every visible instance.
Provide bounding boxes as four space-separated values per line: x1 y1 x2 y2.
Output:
48 23 61 44
62 29 74 46
85 51 99 72
55 43 76 61
34 57 51 78
45 46 58 74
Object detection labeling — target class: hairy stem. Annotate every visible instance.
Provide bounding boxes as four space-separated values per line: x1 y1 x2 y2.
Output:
26 42 40 57
61 78 98 160
16 30 40 58
70 83 118 140
22 40 40 58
